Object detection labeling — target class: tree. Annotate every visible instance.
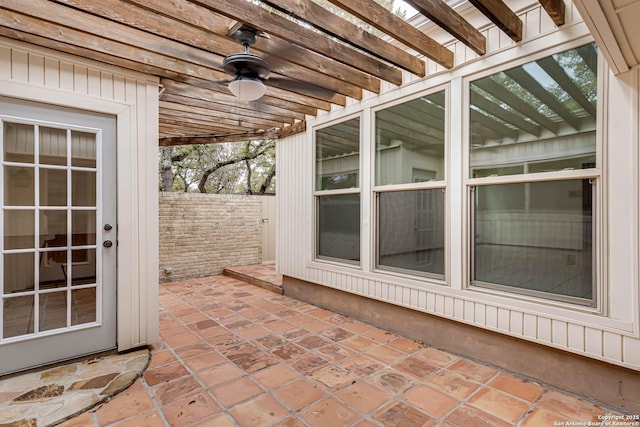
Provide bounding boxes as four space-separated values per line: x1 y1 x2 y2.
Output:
158 140 276 194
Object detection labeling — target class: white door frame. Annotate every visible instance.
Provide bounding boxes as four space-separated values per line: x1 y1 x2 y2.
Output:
0 65 159 353
0 98 117 374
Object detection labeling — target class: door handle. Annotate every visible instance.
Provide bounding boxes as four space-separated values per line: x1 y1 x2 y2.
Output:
103 240 113 248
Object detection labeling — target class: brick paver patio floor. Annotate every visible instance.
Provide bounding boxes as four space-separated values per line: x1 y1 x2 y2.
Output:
59 266 621 426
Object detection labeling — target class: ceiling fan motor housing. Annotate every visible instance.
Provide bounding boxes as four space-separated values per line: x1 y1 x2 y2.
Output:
223 53 270 79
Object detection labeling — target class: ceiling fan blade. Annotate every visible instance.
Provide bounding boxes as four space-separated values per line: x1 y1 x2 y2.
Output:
266 76 336 99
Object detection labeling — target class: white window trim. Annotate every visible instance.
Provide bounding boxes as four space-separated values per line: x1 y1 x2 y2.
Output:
370 85 451 284
461 41 605 313
303 28 638 338
312 113 364 268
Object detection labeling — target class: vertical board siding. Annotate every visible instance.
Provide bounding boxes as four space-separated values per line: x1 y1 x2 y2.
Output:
623 336 640 366
28 54 44 85
278 2 640 371
552 320 568 347
585 327 604 357
603 331 623 362
568 323 585 351
0 38 159 350
44 57 59 88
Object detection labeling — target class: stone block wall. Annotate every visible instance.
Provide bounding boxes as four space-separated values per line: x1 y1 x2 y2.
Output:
159 192 263 283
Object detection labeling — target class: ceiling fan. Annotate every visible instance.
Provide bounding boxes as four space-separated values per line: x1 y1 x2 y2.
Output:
222 25 334 102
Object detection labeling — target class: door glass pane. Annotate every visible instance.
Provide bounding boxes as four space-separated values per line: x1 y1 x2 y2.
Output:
469 43 598 177
317 194 360 262
71 131 96 168
4 253 34 293
72 171 96 206
40 291 67 331
4 122 34 163
4 210 34 249
473 179 593 302
39 169 67 206
376 91 446 186
378 190 445 276
39 127 67 166
71 248 96 286
40 250 67 290
71 288 96 325
72 211 96 245
316 118 360 191
4 166 34 206
40 211 67 247
3 295 34 338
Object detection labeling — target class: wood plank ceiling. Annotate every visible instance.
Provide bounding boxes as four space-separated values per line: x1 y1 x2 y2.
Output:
0 0 565 146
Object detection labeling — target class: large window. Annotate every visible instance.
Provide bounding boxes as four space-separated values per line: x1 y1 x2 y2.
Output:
374 90 446 278
315 117 360 263
468 43 598 306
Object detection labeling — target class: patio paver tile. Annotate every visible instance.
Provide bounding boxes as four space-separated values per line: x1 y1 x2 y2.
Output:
110 411 166 427
196 362 245 389
427 369 481 399
468 387 530 423
299 397 359 427
41 267 614 427
228 394 289 427
373 401 434 427
273 379 325 411
210 376 263 407
251 363 300 389
162 392 221 427
444 404 513 427
489 373 545 402
402 384 459 418
535 390 606 421
449 359 497 383
336 381 391 414
95 380 155 426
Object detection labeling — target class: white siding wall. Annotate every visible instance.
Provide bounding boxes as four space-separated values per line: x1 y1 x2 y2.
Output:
278 2 640 370
0 38 160 350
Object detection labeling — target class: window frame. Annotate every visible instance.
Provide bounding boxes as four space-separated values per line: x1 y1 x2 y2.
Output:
371 85 450 282
313 113 363 266
463 41 605 310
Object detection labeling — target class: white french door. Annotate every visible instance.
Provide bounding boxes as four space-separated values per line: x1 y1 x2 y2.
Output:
0 97 116 375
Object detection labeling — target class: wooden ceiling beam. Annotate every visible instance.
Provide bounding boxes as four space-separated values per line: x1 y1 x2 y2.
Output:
260 0 425 76
160 130 280 146
377 112 445 141
160 79 308 120
190 0 404 85
126 0 379 94
538 0 565 26
277 121 306 139
51 0 353 104
470 110 519 139
472 78 560 133
576 43 598 75
467 0 522 42
536 57 596 119
161 93 294 124
161 79 318 117
160 101 279 128
470 90 541 136
504 68 580 130
159 119 239 135
404 0 486 55
0 4 230 81
159 111 261 132
323 0 453 69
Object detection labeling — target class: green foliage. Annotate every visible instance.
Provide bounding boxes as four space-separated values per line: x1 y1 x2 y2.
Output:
158 140 276 194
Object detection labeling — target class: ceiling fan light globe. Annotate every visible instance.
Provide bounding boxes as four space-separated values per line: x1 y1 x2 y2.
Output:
228 78 266 102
